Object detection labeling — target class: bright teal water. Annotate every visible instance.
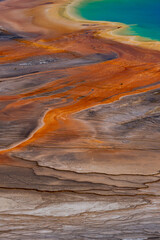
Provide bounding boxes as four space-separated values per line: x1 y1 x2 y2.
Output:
75 0 160 41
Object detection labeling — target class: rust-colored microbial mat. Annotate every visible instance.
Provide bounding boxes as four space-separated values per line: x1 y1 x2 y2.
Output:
0 0 160 239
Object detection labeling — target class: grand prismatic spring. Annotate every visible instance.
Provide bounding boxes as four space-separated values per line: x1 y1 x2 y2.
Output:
0 0 160 239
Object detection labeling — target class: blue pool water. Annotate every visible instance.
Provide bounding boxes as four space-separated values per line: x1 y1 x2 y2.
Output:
75 0 160 41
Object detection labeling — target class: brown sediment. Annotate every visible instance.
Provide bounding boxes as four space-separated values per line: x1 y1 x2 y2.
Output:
0 0 160 239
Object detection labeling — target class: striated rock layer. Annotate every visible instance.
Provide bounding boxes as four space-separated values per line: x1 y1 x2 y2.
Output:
0 0 160 239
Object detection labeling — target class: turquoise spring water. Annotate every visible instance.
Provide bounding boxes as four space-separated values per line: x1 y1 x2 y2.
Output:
74 0 160 41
